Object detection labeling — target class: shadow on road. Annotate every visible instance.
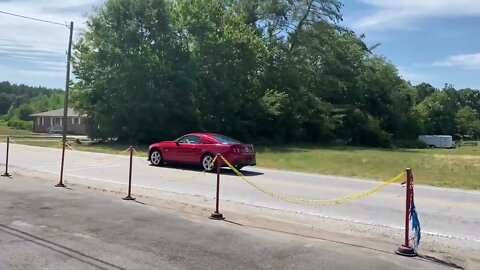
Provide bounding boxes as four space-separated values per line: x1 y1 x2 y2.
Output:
0 224 130 270
151 163 264 177
223 220 465 270
418 254 464 269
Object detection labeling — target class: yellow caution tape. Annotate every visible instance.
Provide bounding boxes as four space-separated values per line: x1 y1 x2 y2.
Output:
220 155 405 205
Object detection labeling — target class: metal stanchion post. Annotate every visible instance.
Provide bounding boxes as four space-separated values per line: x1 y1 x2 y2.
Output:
395 168 417 257
210 154 224 220
55 138 67 187
2 136 11 177
123 146 135 201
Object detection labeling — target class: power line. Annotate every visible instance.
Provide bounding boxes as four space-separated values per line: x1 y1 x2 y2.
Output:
0 10 67 27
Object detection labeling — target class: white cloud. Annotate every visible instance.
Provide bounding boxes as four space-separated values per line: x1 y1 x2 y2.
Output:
0 0 101 87
433 53 480 70
397 66 428 83
352 0 480 31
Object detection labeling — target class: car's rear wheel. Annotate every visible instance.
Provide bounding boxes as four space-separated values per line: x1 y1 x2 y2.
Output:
202 154 215 172
149 149 163 166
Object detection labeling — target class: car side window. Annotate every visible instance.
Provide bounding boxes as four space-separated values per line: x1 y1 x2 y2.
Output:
178 135 201 144
201 138 215 144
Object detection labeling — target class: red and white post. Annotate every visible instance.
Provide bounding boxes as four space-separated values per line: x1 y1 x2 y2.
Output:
395 168 417 257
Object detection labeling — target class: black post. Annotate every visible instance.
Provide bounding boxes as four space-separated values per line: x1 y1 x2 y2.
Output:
56 21 74 188
210 154 224 220
2 136 11 177
123 146 135 201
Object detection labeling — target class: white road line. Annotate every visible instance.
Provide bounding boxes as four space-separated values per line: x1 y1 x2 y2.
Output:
65 164 122 172
33 162 120 170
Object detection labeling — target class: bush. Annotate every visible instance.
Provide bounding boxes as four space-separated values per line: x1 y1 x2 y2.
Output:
393 139 427 149
7 119 33 131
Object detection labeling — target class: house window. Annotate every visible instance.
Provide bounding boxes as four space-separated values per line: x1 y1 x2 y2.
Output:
41 117 44 126
54 118 62 126
72 117 81 125
37 117 41 126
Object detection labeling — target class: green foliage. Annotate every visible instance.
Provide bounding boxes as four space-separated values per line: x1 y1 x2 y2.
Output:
73 0 198 142
261 89 289 117
0 81 62 114
1 81 64 122
414 84 480 139
16 104 34 121
6 119 33 131
71 0 480 146
456 106 480 138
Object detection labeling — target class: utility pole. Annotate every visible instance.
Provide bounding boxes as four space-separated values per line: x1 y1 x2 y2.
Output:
55 21 74 188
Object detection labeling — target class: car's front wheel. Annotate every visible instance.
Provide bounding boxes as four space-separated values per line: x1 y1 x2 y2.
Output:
202 154 215 172
149 149 163 166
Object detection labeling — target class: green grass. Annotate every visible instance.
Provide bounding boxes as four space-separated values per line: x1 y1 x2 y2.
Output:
0 121 33 136
257 145 480 190
1 122 479 189
2 138 147 157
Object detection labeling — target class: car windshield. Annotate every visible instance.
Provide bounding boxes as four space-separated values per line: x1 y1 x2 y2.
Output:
211 135 242 144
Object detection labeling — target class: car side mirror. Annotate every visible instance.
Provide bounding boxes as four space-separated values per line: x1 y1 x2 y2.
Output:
175 140 180 145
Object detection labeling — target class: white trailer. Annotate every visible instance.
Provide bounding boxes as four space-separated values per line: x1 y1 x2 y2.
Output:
418 135 454 148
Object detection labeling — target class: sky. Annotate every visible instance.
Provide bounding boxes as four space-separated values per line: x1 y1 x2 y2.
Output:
0 0 479 90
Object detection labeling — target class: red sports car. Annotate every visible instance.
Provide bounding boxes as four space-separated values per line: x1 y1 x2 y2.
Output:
148 133 256 171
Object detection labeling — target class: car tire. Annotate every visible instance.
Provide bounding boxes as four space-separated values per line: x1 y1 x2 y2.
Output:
149 149 163 166
201 154 215 172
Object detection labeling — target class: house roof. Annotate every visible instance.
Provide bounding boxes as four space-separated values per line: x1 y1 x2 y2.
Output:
30 108 87 117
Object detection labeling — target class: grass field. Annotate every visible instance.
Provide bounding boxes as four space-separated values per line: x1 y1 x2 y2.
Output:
257 145 480 189
0 122 33 136
1 123 479 189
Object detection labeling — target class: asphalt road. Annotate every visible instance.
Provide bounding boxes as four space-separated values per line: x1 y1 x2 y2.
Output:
2 144 480 246
0 175 455 270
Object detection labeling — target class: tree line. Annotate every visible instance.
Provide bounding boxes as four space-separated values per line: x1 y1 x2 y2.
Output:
0 81 63 130
12 0 480 145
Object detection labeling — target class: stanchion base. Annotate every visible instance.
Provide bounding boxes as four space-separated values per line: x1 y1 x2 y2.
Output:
1 173 11 177
122 196 136 201
209 212 225 220
395 245 417 257
55 182 66 188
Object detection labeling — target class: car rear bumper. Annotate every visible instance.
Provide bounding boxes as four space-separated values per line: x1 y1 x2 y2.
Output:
226 154 256 167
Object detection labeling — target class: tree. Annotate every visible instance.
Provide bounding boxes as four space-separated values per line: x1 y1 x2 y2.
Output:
456 106 479 137
71 0 480 146
6 105 15 120
73 0 197 142
414 83 437 104
0 93 14 115
16 104 34 121
173 0 267 139
415 89 460 135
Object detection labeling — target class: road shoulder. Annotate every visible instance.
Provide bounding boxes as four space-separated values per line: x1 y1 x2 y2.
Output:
4 168 478 269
